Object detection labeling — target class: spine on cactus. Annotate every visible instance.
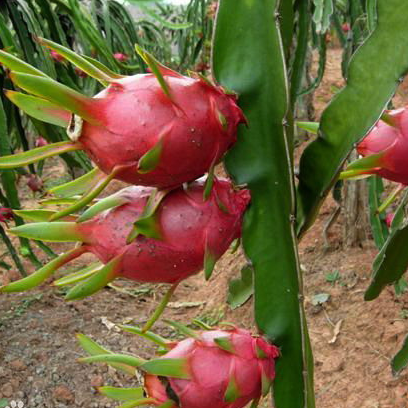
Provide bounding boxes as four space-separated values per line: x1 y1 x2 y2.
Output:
78 322 279 408
0 38 245 219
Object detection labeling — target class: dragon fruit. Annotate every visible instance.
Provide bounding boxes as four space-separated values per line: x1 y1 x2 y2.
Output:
0 39 245 219
35 136 48 148
3 178 250 300
27 174 43 193
113 52 129 63
0 208 13 224
78 323 279 408
342 108 408 184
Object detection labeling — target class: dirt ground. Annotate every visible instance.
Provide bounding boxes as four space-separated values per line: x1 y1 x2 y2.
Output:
1 47 408 408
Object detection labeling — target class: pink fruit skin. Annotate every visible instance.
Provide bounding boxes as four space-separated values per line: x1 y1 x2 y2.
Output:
0 207 13 223
35 136 48 148
113 53 129 62
356 108 408 184
27 174 43 192
144 327 279 408
385 213 395 228
78 73 245 188
50 50 64 63
78 178 250 283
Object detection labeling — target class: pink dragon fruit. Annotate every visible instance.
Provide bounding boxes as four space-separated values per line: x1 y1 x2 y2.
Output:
3 178 250 299
78 323 279 408
342 108 408 184
0 39 245 219
26 174 43 193
113 52 129 63
50 50 64 63
0 208 13 224
385 212 395 228
35 136 48 148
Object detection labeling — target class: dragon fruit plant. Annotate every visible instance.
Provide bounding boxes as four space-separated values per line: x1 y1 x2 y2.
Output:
0 38 245 221
77 321 279 408
2 178 249 328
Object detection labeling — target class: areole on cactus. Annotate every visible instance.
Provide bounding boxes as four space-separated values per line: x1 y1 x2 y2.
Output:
78 321 279 408
2 178 249 328
0 38 245 220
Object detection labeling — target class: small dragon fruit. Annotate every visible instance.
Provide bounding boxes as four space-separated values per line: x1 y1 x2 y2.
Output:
50 50 64 63
35 136 48 148
385 212 395 228
113 52 129 63
0 39 245 219
342 108 408 184
3 178 250 300
0 207 13 223
27 174 43 193
78 322 279 408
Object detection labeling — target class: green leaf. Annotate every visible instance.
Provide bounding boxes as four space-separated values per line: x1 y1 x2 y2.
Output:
0 49 48 77
213 1 315 407
0 141 80 169
137 138 164 174
53 262 102 287
78 194 129 222
164 319 199 339
79 353 145 367
119 325 170 349
365 220 408 300
76 333 135 375
98 387 144 401
224 376 241 402
49 169 117 221
0 399 8 408
392 334 408 375
9 72 100 124
49 168 105 198
5 91 71 127
13 209 59 222
368 176 389 249
203 245 216 281
297 0 408 236
140 358 190 379
37 37 113 85
0 246 86 293
227 265 254 309
9 222 84 242
295 122 319 134
65 255 123 300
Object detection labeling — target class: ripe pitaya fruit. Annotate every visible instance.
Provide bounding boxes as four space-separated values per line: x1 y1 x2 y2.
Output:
78 322 279 408
385 212 395 228
27 174 43 193
3 178 250 301
50 50 65 63
35 136 48 148
113 52 129 63
342 108 408 185
0 207 13 224
0 39 245 219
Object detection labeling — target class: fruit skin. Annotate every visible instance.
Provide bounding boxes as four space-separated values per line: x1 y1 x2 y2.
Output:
0 208 13 223
144 327 279 408
78 178 250 283
35 136 48 147
355 108 408 184
50 50 64 63
78 73 245 188
113 53 129 62
27 174 43 193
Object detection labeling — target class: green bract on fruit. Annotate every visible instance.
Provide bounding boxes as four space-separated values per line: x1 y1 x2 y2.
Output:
0 39 245 219
3 178 250 301
78 322 279 408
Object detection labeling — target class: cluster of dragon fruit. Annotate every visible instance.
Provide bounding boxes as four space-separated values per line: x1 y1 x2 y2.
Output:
0 39 279 408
